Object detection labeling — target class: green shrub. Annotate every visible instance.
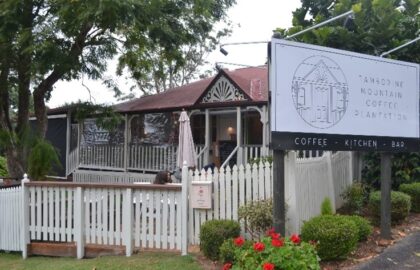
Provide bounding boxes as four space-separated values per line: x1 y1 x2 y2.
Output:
399 183 420 213
347 215 373 241
200 220 240 261
0 156 7 176
368 191 411 225
28 139 61 180
301 215 358 260
238 199 273 240
340 183 368 215
220 237 252 263
226 234 320 270
362 152 420 190
321 197 334 215
219 238 236 264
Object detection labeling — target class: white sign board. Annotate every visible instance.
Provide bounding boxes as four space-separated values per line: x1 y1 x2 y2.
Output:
270 39 419 152
191 181 212 209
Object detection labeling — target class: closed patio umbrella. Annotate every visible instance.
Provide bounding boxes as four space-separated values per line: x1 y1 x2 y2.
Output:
177 111 197 169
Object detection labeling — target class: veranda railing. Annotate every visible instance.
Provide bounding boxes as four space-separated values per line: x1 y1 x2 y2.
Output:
76 144 205 173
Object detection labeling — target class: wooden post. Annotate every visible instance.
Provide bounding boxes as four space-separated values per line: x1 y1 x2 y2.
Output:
236 107 243 165
261 105 268 156
123 188 133 256
380 152 392 239
123 114 129 172
75 187 85 259
273 150 285 235
65 111 71 175
181 161 189 255
21 174 30 259
204 109 210 166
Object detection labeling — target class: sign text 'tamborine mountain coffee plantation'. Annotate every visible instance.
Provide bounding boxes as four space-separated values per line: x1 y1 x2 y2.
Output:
270 39 419 152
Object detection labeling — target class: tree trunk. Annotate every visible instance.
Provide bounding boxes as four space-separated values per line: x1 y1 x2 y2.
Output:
33 90 48 138
5 148 25 178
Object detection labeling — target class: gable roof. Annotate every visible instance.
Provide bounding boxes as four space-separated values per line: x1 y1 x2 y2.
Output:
114 65 268 114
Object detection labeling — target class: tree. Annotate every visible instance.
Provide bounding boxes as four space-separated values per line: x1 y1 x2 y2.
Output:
0 0 236 177
275 0 419 62
275 0 420 187
118 30 227 96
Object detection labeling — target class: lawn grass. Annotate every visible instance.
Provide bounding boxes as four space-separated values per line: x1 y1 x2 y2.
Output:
0 252 203 270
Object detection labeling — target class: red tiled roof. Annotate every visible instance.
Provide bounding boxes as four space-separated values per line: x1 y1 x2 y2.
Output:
48 66 269 114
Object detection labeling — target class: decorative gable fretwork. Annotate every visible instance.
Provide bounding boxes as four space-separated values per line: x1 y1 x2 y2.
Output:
201 76 247 103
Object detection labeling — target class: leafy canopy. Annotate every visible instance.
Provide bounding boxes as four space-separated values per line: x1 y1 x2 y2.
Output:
275 0 419 62
0 0 235 177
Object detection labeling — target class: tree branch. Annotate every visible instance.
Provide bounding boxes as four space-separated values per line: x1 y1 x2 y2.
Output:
33 21 93 137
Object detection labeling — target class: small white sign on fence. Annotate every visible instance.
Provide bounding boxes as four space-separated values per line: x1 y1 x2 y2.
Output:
190 181 212 209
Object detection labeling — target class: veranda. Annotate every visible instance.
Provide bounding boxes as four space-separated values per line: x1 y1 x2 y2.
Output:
55 67 272 181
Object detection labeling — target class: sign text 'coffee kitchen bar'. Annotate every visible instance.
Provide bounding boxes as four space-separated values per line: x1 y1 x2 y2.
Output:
270 39 419 152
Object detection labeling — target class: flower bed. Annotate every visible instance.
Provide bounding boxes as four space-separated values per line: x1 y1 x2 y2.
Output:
221 229 320 270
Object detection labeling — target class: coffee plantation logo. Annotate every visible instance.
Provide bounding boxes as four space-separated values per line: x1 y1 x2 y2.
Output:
292 55 349 129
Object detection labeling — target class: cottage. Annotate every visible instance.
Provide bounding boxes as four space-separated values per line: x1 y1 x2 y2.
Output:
43 66 271 181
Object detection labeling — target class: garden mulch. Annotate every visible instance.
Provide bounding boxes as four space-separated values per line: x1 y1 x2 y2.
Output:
189 213 420 270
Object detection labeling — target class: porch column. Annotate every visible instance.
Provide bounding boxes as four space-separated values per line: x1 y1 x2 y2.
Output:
65 111 71 175
261 105 269 156
236 107 243 165
204 109 210 165
77 121 82 165
123 114 128 172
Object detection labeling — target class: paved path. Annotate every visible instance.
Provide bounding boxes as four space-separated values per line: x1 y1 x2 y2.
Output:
353 232 420 270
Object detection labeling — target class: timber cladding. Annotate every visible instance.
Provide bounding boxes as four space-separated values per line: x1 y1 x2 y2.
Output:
28 242 76 257
27 242 127 258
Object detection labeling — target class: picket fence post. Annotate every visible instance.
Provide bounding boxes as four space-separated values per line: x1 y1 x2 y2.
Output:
181 161 189 255
75 187 85 259
21 174 30 259
285 152 298 235
325 152 336 212
123 188 133 256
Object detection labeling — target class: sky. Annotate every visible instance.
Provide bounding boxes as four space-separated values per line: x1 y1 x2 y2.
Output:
48 0 302 108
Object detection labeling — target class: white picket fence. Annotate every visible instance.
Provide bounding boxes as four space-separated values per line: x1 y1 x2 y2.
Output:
19 180 188 258
188 163 273 244
285 151 353 233
0 151 353 256
188 151 353 242
0 186 22 251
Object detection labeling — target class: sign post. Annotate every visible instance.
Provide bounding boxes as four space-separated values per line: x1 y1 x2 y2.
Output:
272 150 286 235
380 152 392 239
270 38 419 235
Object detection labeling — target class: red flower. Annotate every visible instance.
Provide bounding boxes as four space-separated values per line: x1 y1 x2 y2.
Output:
262 262 275 270
271 238 284 247
223 263 232 270
266 228 276 236
290 234 301 244
254 242 265 252
266 228 281 239
270 232 281 239
234 236 245 247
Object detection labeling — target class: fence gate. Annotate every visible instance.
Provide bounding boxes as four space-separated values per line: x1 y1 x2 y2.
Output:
0 186 22 251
